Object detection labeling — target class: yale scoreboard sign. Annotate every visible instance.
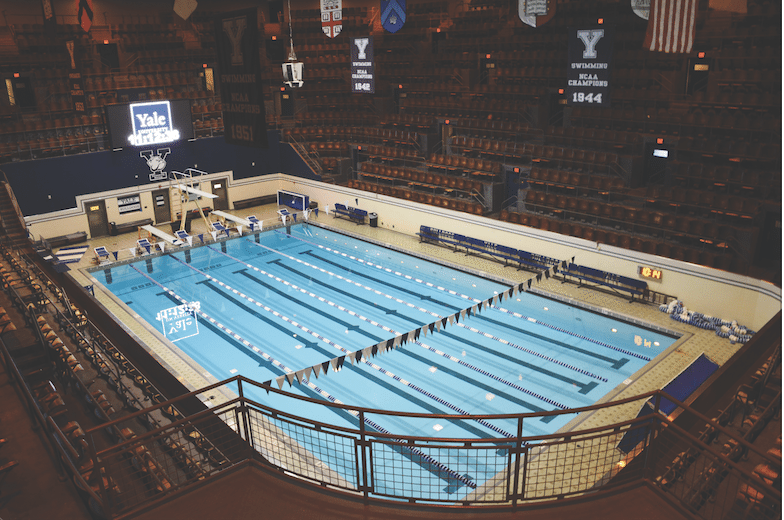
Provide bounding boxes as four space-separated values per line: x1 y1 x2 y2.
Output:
566 26 614 106
214 9 268 148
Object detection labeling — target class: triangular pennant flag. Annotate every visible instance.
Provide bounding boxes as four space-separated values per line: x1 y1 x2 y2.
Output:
448 315 455 325
262 380 272 394
315 208 319 217
321 360 330 375
536 273 542 282
394 336 402 347
210 230 218 241
78 0 93 32
292 214 297 222
527 279 533 289
371 344 378 357
467 307 472 318
553 265 559 275
421 325 428 337
330 357 339 372
363 346 373 360
236 225 243 235
414 328 420 340
285 373 296 386
429 323 435 334
158 242 166 252
304 367 312 381
461 309 467 320
385 338 394 351
352 350 361 364
276 375 286 389
129 247 137 257
112 251 118 260
499 292 504 303
325 204 330 215
198 234 204 244
562 259 567 268
508 287 514 298
518 282 525 293
545 269 550 279
294 370 305 384
401 332 409 344
338 355 346 369
313 363 322 378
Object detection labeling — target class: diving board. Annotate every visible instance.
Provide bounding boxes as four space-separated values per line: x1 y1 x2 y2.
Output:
141 225 183 246
211 210 251 228
175 184 218 199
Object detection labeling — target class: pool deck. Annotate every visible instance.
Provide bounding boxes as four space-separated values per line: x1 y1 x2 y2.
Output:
65 204 744 500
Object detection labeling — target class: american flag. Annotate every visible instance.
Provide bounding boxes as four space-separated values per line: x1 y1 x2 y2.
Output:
644 0 697 53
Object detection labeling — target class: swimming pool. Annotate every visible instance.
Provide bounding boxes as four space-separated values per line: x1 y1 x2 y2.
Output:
89 223 677 496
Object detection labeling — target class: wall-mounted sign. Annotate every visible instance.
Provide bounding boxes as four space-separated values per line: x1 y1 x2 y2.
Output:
638 265 663 281
117 194 141 214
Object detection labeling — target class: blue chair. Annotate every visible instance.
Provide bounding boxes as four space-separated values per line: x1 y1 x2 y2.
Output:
247 215 261 231
175 230 192 246
136 238 152 254
211 221 230 238
94 246 111 264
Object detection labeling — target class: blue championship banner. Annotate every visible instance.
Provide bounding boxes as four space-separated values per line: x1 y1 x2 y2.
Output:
214 9 268 148
380 0 406 33
566 26 614 107
351 37 374 94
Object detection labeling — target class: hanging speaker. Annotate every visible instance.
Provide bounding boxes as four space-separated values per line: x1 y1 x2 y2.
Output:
282 61 304 88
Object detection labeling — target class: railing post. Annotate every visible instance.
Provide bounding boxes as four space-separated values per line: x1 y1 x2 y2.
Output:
237 378 254 455
357 410 370 500
511 416 524 507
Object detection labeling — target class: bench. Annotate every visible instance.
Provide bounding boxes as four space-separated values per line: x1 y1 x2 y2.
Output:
45 231 87 249
175 207 212 222
562 263 648 301
233 194 277 210
112 218 153 236
333 203 367 224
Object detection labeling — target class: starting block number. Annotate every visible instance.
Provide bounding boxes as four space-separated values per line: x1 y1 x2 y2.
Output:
157 302 200 342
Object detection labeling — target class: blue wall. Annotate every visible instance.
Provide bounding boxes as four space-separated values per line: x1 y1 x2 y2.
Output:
4 130 318 216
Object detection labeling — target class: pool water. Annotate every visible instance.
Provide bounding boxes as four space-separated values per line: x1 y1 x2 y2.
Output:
91 224 676 496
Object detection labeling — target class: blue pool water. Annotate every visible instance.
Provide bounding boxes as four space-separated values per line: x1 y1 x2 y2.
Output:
91 224 676 495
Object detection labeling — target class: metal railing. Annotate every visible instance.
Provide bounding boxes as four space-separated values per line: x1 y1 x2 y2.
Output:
66 375 781 518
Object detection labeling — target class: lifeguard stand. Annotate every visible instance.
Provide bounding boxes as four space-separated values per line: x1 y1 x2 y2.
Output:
169 168 217 232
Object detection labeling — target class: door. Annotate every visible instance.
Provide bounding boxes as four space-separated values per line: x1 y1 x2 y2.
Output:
85 200 109 238
152 189 170 224
212 178 228 210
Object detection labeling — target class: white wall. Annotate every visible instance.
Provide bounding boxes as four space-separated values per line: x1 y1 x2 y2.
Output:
23 173 781 330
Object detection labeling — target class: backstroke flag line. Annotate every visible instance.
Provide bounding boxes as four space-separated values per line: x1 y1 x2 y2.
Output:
644 0 697 53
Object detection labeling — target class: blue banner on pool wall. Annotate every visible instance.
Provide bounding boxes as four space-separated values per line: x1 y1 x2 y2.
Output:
380 0 406 33
351 37 375 94
214 8 269 148
566 26 614 107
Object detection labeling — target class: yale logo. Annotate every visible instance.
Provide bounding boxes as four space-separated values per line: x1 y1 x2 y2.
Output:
128 101 179 146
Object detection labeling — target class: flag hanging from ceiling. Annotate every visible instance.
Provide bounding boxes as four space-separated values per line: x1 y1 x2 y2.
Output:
321 0 342 38
644 0 697 53
41 0 56 29
381 0 406 33
173 0 198 21
632 0 650 19
519 0 557 28
77 0 93 33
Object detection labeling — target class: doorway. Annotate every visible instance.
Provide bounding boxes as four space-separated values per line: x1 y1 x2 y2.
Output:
85 200 109 238
152 188 170 224
212 178 228 210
